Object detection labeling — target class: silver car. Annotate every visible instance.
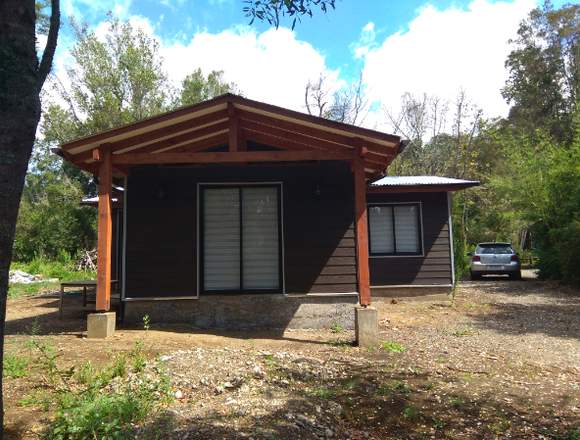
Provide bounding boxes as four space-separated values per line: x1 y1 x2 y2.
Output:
469 242 521 280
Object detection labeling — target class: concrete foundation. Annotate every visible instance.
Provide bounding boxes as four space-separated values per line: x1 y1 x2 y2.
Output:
372 285 451 301
355 307 378 348
123 294 358 330
87 312 116 338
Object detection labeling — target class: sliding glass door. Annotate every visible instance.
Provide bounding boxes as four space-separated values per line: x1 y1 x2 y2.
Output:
201 185 281 293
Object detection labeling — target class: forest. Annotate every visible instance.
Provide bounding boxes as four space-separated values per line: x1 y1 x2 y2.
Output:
14 2 579 286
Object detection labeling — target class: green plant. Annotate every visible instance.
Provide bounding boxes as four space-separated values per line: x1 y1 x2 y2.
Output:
402 405 420 421
330 322 344 333
36 343 172 439
381 341 406 353
449 396 465 409
452 326 478 337
3 354 30 378
131 340 147 373
378 380 411 396
142 314 151 332
309 387 336 400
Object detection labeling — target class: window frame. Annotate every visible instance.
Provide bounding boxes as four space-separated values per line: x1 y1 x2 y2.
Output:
198 183 284 295
367 202 424 258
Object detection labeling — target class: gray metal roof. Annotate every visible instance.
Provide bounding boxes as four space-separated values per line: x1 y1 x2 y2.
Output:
371 176 479 187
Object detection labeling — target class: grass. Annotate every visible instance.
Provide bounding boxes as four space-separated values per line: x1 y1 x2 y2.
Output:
9 257 95 299
3 354 30 379
381 340 407 353
308 386 336 400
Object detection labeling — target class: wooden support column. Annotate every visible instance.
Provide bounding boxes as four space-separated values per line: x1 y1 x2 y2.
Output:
353 148 371 306
96 145 113 311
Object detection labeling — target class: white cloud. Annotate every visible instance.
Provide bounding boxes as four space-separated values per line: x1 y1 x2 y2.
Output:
161 26 340 111
359 0 535 125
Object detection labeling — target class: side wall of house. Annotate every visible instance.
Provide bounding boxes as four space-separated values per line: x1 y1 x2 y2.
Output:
367 191 453 286
123 161 356 299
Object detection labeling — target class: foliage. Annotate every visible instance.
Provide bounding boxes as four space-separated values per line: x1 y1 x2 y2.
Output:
244 0 335 29
26 340 173 440
8 257 95 299
179 68 236 106
381 341 406 353
17 17 237 262
3 354 30 379
502 2 579 142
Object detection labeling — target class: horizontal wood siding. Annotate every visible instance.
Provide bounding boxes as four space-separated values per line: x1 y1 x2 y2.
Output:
368 192 452 286
125 162 356 298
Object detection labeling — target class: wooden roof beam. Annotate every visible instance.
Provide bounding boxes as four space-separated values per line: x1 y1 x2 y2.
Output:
113 150 355 165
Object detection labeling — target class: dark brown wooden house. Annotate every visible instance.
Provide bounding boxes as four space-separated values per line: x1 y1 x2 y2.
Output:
58 94 477 330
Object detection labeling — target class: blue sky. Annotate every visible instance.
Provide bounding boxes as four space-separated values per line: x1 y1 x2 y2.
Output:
53 0 563 130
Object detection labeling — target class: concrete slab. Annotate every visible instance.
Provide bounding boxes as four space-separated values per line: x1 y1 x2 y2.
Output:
355 306 378 348
87 312 116 338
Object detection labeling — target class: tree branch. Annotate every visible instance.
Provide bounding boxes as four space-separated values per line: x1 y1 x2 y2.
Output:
37 0 60 91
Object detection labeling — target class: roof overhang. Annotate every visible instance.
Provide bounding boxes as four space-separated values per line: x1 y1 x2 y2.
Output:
57 94 403 179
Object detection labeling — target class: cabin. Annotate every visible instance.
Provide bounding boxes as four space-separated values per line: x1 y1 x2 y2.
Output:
57 94 477 340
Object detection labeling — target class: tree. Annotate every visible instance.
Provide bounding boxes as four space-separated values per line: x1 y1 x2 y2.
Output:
179 69 237 106
1 2 334 434
244 0 336 29
304 73 369 125
502 2 579 142
0 0 60 435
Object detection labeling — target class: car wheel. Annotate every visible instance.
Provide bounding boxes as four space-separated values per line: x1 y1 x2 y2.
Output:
470 272 481 280
510 271 522 280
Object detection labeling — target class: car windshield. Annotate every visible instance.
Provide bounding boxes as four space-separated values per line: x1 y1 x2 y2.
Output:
476 244 514 254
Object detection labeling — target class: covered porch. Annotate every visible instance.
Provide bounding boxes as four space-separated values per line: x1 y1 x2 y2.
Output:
56 94 403 340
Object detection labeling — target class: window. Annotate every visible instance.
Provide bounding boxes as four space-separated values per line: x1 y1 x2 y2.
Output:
201 185 282 293
368 203 422 256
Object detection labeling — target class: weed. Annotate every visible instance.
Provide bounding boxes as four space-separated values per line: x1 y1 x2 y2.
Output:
309 387 336 400
567 423 580 440
402 405 420 421
330 339 353 348
143 314 151 332
490 417 511 434
378 380 411 396
449 396 465 409
3 354 29 378
381 341 406 353
36 342 172 439
330 322 344 333
262 354 277 368
423 382 436 391
131 341 147 373
432 417 446 429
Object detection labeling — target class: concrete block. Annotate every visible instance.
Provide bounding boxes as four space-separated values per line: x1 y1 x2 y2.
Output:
355 306 378 348
87 312 116 338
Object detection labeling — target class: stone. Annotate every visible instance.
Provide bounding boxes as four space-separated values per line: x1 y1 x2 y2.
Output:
355 307 378 348
87 312 116 339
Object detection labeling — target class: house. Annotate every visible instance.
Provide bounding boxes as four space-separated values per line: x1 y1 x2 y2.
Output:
56 94 478 340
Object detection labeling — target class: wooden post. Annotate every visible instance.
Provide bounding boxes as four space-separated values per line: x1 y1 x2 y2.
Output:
353 153 371 306
96 146 112 311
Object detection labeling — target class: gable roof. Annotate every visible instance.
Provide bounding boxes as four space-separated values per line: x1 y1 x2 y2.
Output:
58 94 403 178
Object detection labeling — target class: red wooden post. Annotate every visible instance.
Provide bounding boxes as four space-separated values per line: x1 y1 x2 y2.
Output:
96 146 112 311
353 154 371 306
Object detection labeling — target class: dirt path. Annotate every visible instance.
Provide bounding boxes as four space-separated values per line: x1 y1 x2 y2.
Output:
4 276 579 439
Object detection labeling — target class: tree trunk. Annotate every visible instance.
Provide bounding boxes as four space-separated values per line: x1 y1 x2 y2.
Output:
0 1 43 436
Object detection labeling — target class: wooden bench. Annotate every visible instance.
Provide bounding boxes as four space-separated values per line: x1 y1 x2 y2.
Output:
59 280 118 317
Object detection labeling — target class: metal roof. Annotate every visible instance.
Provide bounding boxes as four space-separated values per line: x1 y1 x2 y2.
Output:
371 176 479 187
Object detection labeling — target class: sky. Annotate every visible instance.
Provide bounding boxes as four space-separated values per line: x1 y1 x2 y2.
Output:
50 0 565 132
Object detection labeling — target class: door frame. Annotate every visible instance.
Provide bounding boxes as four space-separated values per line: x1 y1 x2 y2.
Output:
196 182 285 295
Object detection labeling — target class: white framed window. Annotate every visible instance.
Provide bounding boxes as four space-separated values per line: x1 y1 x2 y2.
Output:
368 203 423 256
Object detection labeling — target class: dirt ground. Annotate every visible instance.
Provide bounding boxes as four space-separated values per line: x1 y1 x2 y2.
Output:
4 272 579 439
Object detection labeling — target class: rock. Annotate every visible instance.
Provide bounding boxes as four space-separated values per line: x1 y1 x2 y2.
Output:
174 390 183 399
159 355 172 362
252 365 265 378
9 270 43 284
325 428 334 438
327 402 342 417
